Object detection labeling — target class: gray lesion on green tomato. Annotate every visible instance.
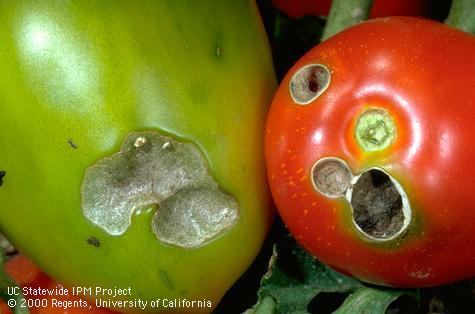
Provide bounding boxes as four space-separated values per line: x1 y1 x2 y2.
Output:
81 131 239 249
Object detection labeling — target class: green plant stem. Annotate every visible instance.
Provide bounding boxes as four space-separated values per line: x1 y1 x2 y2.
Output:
253 296 277 314
321 0 373 41
445 0 475 34
243 295 277 314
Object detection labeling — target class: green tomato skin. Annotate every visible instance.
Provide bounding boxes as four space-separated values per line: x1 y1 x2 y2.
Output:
0 0 276 312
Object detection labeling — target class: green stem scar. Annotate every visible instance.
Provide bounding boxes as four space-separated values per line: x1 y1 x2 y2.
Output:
355 108 396 152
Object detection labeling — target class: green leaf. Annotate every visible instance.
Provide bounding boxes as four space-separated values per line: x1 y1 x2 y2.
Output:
249 235 362 313
247 234 417 314
334 287 415 314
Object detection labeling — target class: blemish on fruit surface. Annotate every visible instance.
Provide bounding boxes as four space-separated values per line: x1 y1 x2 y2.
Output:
214 35 223 58
0 171 5 186
409 270 432 279
86 236 100 247
68 138 78 149
133 136 147 148
160 271 175 290
81 131 239 248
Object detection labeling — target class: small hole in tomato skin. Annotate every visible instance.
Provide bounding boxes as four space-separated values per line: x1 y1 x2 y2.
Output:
307 73 320 93
351 169 406 239
311 158 352 198
289 64 330 105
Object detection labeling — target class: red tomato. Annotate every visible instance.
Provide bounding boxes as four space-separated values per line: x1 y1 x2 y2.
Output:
0 300 11 313
272 0 428 19
4 255 46 286
2 255 117 314
265 17 475 287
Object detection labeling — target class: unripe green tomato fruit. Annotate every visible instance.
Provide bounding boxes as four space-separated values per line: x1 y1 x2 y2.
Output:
0 1 276 312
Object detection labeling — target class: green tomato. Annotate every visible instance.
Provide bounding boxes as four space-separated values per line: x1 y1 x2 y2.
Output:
0 0 276 312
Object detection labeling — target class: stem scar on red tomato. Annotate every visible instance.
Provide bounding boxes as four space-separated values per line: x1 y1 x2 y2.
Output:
265 17 475 287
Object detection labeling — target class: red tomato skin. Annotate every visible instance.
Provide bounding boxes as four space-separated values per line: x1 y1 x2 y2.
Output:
2 255 117 314
272 0 331 18
0 300 13 314
371 0 427 18
4 255 46 286
265 17 475 287
271 0 427 19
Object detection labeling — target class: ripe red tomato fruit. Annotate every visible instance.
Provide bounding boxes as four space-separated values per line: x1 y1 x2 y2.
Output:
272 0 428 19
265 17 475 287
1 255 117 314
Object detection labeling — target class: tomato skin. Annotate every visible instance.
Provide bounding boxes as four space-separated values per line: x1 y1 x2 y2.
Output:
0 300 12 314
272 0 428 19
0 0 275 312
265 17 475 287
370 0 427 18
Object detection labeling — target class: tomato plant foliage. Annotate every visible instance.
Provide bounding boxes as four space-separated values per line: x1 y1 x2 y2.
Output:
246 235 416 314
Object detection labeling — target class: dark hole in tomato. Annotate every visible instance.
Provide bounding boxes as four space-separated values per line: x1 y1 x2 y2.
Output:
307 72 320 93
351 169 404 239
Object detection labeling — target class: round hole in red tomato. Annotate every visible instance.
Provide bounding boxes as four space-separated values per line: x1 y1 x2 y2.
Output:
290 64 330 105
350 168 411 241
311 157 352 198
